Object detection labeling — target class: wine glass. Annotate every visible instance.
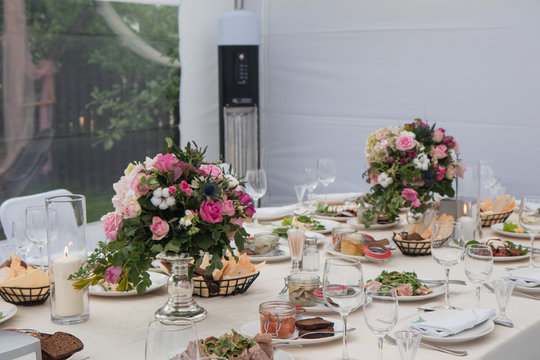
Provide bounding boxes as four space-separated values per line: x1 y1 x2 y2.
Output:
245 169 267 225
518 196 540 268
323 257 363 360
294 184 306 207
9 221 32 261
145 318 198 360
430 221 465 310
464 244 493 307
363 289 399 360
304 168 319 201
317 158 336 205
26 206 56 272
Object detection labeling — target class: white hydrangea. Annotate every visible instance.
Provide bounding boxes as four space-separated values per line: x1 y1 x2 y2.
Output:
179 210 195 227
224 173 239 189
377 172 393 188
413 153 430 171
401 130 416 139
151 187 175 210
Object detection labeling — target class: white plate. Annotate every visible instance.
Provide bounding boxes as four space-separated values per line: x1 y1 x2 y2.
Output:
492 254 529 262
323 243 392 263
247 246 291 263
371 284 445 302
505 268 540 293
346 217 402 230
491 223 539 239
405 310 495 344
89 272 168 296
0 301 17 324
272 292 364 314
240 316 343 345
272 218 340 235
311 213 352 222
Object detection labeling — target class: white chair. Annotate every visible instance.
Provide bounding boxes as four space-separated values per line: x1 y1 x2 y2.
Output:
0 189 73 244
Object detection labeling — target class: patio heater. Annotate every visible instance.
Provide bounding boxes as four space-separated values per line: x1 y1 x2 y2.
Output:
218 0 260 177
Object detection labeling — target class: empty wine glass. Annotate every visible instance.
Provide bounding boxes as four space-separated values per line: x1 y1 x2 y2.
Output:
245 169 267 225
304 168 319 200
431 221 465 310
10 221 32 261
464 244 493 307
363 289 399 360
294 184 306 207
145 318 198 360
317 158 336 205
26 207 56 272
394 330 422 360
518 196 540 268
323 257 363 360
492 278 515 326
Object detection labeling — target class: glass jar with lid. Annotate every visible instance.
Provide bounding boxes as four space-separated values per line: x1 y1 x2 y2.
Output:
287 273 320 307
259 301 296 338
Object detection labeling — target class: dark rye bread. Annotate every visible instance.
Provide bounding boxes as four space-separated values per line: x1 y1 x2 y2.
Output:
298 326 335 339
40 332 84 360
295 317 334 331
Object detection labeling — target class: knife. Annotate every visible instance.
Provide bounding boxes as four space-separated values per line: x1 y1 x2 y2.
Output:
419 279 467 286
484 283 540 301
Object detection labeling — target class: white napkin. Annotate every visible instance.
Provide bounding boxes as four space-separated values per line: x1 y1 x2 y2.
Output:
311 192 362 204
503 268 540 287
254 205 298 221
407 309 496 337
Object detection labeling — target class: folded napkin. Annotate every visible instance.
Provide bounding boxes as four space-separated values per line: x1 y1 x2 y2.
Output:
503 268 540 287
407 309 495 337
254 205 298 221
311 192 362 204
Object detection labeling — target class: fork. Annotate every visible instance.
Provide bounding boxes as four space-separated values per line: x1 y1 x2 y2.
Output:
384 334 467 357
273 328 356 343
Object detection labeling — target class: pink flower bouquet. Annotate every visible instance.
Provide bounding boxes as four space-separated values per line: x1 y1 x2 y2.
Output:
71 140 254 293
362 119 461 224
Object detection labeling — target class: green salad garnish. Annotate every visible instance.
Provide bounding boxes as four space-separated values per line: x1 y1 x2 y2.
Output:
316 203 335 215
502 222 527 234
277 216 325 231
203 329 256 358
368 271 427 296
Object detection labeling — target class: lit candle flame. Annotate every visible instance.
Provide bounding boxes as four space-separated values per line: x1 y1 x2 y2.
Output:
64 246 69 257
463 203 468 216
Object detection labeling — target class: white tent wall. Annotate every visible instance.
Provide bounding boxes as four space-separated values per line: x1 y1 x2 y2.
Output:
179 0 540 206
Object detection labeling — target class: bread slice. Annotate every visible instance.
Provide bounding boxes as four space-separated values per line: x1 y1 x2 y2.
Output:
295 317 334 331
41 332 84 360
298 326 335 339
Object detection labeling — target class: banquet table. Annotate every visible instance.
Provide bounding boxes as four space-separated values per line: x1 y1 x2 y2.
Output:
1 213 540 360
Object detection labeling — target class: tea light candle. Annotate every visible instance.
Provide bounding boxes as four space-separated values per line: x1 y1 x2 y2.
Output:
53 247 84 317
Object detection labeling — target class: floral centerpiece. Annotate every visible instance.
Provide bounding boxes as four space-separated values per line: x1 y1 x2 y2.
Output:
71 139 255 294
361 118 462 224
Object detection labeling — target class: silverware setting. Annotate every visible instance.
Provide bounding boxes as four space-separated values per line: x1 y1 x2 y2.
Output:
273 327 356 343
418 279 468 286
484 282 540 301
384 334 468 357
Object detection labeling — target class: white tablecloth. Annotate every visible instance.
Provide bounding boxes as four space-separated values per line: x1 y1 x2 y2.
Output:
1 215 539 360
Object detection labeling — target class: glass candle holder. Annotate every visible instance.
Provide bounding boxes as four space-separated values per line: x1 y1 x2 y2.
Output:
46 194 89 325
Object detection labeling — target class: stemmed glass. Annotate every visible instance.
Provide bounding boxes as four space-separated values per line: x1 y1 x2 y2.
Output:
518 196 540 268
145 318 198 360
10 221 32 261
245 169 267 225
304 168 319 201
363 289 399 360
323 258 363 360
294 184 306 207
492 278 515 326
317 158 336 205
464 244 493 307
26 207 56 271
431 221 465 310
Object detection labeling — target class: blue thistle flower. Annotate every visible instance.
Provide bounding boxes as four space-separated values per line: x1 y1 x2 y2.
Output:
203 184 217 197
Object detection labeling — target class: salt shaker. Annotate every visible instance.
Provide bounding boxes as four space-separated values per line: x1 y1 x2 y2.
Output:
302 237 319 271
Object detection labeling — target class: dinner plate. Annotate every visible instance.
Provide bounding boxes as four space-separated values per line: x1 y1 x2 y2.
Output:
311 213 352 222
240 316 343 345
247 246 290 263
505 268 540 293
346 217 402 230
491 223 539 239
492 253 529 262
279 231 326 246
0 301 17 324
89 271 168 296
272 218 340 235
370 283 445 302
272 292 365 314
405 310 495 344
323 243 390 263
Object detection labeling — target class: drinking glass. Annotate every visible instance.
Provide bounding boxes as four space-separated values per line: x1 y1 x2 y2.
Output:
464 244 493 307
26 206 56 272
10 221 32 261
492 278 515 325
145 318 198 360
304 167 319 200
317 158 336 205
294 184 306 207
245 169 267 225
394 330 422 360
323 258 363 360
518 196 540 268
430 221 465 310
363 289 399 360
287 228 305 274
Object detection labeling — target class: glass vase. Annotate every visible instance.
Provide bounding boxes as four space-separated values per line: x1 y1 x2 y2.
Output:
155 254 207 323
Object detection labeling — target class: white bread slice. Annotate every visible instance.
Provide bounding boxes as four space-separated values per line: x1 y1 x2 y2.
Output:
0 267 49 288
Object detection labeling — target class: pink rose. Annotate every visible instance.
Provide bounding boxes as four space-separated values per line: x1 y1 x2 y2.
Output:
395 134 417 152
199 164 223 180
149 216 169 240
200 200 223 224
245 204 256 217
186 188 192 196
436 166 446 181
432 128 445 143
239 193 252 205
155 153 179 172
411 199 421 208
230 217 243 228
180 180 190 191
104 266 122 284
431 145 448 160
446 165 457 180
103 212 123 242
221 196 235 216
122 197 142 219
131 173 152 197
402 188 418 202
169 186 177 195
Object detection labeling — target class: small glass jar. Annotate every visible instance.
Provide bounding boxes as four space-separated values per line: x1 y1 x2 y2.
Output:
259 301 296 339
287 273 319 307
253 233 279 255
302 237 319 271
332 227 356 251
340 232 373 256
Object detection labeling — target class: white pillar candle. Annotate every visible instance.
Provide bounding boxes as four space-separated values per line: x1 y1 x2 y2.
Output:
458 216 475 241
53 249 84 317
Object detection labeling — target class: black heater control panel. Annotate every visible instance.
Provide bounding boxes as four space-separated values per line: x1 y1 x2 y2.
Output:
218 45 259 107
